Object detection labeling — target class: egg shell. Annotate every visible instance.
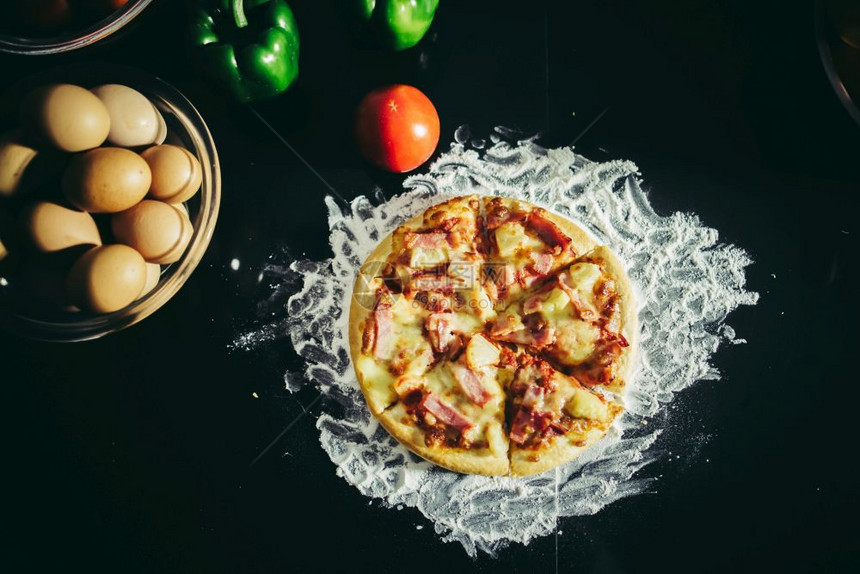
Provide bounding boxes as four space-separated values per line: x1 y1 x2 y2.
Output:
66 245 146 314
63 147 151 213
23 201 102 252
140 262 161 298
20 84 111 152
111 200 193 264
141 145 202 204
91 84 163 148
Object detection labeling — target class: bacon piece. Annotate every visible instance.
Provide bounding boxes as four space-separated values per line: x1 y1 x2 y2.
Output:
449 362 491 406
405 230 449 250
361 298 393 359
532 412 568 436
426 313 456 354
509 408 533 444
529 252 554 276
485 204 511 230
421 394 472 430
526 211 572 249
492 327 556 349
438 217 461 233
498 346 519 369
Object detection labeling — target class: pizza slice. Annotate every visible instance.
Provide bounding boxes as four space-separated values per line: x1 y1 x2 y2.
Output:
479 197 596 306
376 333 510 475
353 287 494 415
504 353 624 477
384 194 496 320
486 246 636 392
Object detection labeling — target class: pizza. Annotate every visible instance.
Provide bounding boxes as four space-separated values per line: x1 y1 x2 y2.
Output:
348 195 637 476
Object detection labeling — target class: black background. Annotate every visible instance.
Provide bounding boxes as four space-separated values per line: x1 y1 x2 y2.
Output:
1 0 859 572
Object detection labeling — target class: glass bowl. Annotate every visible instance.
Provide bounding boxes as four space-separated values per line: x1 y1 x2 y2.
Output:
0 0 154 56
816 0 860 127
0 63 221 341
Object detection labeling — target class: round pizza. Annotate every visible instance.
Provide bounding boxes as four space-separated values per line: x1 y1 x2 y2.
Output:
348 195 637 476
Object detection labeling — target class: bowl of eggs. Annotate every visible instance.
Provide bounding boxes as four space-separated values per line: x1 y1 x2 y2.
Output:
0 63 220 341
0 1 155 55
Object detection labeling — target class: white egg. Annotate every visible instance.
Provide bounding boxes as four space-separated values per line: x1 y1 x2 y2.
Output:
91 84 162 148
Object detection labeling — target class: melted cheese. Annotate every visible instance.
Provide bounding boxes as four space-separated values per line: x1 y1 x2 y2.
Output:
552 320 600 365
356 355 396 408
563 262 602 316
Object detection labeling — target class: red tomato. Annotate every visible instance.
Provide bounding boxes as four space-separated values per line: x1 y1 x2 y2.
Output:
355 85 440 173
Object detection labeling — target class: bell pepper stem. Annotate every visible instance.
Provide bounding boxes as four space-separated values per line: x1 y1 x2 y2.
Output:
232 0 249 29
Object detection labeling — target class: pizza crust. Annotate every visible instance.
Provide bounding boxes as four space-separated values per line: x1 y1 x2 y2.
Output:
579 245 639 394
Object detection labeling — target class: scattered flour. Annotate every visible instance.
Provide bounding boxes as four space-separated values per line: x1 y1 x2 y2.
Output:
234 131 759 557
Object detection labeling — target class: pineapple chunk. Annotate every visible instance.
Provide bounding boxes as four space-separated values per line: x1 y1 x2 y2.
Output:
495 222 542 258
410 247 447 268
466 334 501 369
539 287 571 321
565 388 610 422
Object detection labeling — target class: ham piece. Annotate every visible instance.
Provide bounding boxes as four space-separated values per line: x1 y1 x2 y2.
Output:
508 408 533 444
421 394 472 430
449 362 491 406
529 251 554 276
405 230 449 250
362 298 393 360
426 313 456 353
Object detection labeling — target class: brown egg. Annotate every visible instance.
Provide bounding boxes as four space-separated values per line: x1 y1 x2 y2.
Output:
20 84 111 152
63 147 151 213
111 200 193 264
139 262 161 298
141 145 202 204
23 201 102 252
66 245 146 313
91 84 165 148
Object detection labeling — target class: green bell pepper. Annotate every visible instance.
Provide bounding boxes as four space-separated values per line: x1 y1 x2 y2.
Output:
350 0 440 51
189 0 299 103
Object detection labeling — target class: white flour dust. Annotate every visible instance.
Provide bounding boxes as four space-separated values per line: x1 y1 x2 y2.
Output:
234 131 759 556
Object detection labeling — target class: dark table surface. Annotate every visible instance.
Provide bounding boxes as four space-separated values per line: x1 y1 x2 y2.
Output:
2 0 859 572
